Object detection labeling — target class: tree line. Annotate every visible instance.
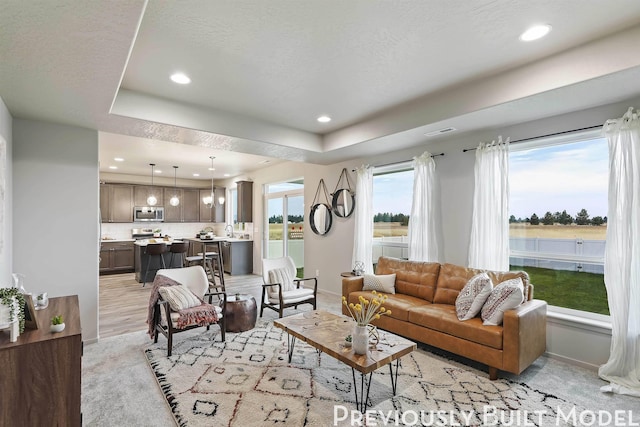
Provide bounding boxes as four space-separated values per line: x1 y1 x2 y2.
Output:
268 214 304 224
509 209 607 226
373 212 410 226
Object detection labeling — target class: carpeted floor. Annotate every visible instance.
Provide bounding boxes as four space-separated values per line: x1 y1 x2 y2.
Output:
82 302 640 427
144 320 589 426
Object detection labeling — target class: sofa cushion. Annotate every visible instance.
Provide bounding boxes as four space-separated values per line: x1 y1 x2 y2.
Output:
455 272 493 320
407 304 503 350
363 273 396 294
348 291 429 322
481 278 525 326
375 256 440 302
434 263 530 305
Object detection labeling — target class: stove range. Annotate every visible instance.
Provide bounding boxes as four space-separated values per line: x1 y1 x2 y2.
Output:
131 228 156 240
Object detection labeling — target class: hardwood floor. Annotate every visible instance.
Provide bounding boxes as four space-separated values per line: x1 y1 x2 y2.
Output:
99 271 266 339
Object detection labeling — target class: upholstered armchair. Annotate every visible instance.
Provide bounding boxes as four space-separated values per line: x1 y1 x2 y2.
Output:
151 266 226 356
261 256 317 318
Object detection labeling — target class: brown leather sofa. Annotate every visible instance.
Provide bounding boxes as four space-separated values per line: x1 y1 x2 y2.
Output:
342 256 547 380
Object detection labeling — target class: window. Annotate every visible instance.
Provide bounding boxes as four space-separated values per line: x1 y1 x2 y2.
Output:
509 131 609 317
372 164 413 263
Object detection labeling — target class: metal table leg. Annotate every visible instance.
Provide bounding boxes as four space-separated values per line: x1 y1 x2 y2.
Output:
286 334 297 363
389 359 401 395
351 369 373 413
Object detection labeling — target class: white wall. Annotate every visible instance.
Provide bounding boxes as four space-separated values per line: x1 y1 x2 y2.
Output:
0 97 12 287
13 119 99 342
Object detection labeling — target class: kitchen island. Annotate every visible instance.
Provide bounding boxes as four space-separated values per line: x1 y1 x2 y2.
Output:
185 237 253 276
133 239 185 283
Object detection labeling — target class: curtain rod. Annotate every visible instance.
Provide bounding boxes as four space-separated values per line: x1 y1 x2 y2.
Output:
461 124 603 153
352 153 444 171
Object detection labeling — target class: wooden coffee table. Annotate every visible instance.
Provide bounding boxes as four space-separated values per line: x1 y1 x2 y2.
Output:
274 310 416 412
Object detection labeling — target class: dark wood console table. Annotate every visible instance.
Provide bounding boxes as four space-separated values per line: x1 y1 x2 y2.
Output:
0 295 82 426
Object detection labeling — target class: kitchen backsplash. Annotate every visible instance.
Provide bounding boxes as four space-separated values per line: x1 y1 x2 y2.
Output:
101 222 228 240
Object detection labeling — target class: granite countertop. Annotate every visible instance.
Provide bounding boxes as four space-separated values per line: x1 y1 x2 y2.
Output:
186 237 253 243
101 238 135 243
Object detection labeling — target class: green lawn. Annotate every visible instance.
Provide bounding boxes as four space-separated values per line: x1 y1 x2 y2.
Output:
512 265 609 315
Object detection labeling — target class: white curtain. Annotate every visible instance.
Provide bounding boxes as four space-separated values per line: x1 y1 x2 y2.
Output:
352 165 374 274
599 107 640 397
468 136 510 271
408 151 440 262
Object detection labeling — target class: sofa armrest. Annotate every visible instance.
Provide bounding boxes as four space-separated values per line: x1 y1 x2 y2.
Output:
342 276 364 298
502 299 547 374
342 277 364 316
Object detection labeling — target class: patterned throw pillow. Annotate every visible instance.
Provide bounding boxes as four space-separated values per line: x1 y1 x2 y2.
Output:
268 268 295 298
362 273 396 294
158 284 201 311
455 273 494 321
481 277 525 326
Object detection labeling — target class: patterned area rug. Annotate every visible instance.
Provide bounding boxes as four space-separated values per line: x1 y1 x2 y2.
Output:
145 320 582 426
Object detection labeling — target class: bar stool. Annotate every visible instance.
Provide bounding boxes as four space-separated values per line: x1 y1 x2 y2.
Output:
143 243 168 286
187 251 225 288
168 241 189 268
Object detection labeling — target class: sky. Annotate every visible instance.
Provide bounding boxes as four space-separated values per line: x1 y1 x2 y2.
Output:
509 138 608 219
369 137 608 220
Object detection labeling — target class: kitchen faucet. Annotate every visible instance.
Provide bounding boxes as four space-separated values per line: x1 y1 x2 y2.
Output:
225 224 233 237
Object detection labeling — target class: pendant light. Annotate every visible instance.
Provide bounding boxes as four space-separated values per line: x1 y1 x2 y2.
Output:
202 156 215 207
169 165 180 206
147 163 158 206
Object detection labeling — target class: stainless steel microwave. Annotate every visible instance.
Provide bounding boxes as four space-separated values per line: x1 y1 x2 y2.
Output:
133 206 164 222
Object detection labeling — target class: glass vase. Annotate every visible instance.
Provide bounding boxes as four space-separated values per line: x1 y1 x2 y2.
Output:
352 324 369 355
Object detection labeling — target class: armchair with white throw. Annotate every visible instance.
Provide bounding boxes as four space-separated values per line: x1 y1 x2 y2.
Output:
261 257 317 318
148 266 226 356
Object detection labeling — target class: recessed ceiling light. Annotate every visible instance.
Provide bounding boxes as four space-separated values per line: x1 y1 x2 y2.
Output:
155 170 162 174
108 166 118 170
193 173 200 177
317 115 331 123
519 24 551 42
114 157 124 162
170 72 191 84
223 173 230 177
208 167 215 171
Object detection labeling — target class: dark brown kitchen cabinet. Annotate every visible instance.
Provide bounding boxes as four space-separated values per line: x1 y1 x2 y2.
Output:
100 183 133 223
199 188 215 222
215 187 226 223
164 188 200 222
182 189 200 222
237 181 253 223
134 185 162 207
100 241 134 274
0 295 82 426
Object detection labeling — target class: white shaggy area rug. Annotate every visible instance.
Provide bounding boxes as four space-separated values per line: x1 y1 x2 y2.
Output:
145 320 584 426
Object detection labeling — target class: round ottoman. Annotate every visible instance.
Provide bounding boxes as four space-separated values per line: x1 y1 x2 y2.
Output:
224 294 257 332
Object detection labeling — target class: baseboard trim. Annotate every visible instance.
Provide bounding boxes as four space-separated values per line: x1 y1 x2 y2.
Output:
544 351 601 371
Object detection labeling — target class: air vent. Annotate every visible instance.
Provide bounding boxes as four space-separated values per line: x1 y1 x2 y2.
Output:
424 127 457 137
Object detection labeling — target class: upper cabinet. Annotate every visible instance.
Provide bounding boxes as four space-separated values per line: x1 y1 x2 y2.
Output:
100 183 133 223
100 183 222 223
134 185 162 207
237 181 253 223
163 188 201 222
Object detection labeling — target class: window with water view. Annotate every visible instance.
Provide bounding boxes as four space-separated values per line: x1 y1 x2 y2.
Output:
509 135 609 316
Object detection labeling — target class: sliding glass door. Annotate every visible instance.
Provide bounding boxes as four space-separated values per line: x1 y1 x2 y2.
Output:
265 180 304 275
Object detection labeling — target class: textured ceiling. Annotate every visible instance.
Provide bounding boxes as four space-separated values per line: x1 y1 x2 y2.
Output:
2 1 640 179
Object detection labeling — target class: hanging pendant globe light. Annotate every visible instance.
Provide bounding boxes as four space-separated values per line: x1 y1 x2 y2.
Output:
147 163 158 206
202 156 215 207
169 166 180 206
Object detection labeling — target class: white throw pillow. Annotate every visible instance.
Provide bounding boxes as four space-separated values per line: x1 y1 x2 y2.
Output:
158 285 201 311
455 273 494 321
267 268 295 298
481 277 525 326
362 273 396 294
